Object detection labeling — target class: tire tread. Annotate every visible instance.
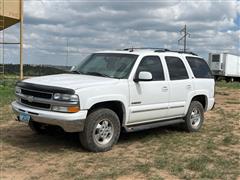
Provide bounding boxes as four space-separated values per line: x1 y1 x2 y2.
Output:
79 108 120 152
184 101 204 132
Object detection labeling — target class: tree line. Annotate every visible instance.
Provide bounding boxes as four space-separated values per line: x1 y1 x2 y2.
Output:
3 64 70 76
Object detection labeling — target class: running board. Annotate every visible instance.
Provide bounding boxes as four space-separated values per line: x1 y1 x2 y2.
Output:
125 118 185 132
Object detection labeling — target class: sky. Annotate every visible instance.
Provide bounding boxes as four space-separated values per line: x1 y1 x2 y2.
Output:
2 0 240 66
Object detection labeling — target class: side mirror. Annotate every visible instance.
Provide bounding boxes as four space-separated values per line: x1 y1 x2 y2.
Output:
134 71 152 82
70 66 76 71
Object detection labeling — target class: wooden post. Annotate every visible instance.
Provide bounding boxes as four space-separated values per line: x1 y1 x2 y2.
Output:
20 0 23 79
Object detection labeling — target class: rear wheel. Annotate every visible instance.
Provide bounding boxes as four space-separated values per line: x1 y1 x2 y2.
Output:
79 108 120 152
184 101 204 132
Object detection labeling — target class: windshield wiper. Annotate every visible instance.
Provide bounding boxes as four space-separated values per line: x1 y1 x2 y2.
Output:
71 70 81 74
85 72 110 78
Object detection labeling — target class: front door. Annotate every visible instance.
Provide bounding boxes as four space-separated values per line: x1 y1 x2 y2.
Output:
128 56 169 125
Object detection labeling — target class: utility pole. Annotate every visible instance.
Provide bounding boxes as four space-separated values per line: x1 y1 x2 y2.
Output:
20 0 24 79
178 24 190 52
66 39 69 67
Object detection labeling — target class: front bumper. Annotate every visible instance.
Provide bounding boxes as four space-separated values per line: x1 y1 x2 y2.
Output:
11 101 88 132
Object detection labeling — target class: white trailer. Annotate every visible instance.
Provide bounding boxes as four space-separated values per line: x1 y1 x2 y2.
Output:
208 53 240 81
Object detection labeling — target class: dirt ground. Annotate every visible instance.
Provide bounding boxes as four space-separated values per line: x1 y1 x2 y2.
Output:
0 87 239 180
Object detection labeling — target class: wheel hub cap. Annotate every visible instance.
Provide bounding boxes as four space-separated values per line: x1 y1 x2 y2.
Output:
190 108 201 128
94 119 113 145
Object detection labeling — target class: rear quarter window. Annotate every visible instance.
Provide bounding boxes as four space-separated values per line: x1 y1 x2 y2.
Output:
186 57 213 79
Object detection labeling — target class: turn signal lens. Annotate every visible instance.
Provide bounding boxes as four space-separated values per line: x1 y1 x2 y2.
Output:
52 106 80 113
68 106 80 113
52 106 68 112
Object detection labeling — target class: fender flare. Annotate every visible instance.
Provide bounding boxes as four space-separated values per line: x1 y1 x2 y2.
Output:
84 95 129 125
184 93 209 115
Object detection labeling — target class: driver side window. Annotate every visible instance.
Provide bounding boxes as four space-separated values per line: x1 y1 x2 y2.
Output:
136 56 165 81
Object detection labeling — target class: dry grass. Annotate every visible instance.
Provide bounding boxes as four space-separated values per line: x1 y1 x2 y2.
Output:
0 84 240 180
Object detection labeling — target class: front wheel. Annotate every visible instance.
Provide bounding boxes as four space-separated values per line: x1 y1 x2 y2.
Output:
184 101 204 132
79 108 120 152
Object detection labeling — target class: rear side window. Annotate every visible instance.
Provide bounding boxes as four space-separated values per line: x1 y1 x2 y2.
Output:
137 56 165 81
165 56 189 80
186 57 213 79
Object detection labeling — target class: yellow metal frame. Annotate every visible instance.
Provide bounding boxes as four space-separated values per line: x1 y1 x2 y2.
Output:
20 0 23 79
0 0 23 80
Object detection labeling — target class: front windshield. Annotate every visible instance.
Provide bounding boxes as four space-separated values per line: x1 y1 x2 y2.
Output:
72 53 138 79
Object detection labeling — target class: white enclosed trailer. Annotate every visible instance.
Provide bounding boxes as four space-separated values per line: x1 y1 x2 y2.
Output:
208 53 240 81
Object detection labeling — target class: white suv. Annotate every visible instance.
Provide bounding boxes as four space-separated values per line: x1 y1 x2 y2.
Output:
12 48 215 152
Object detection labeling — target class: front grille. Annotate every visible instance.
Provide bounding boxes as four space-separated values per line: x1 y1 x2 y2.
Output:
21 99 51 109
21 89 52 99
18 87 52 110
16 83 76 111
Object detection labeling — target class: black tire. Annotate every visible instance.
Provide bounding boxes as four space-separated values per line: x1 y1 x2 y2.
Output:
29 121 48 134
79 108 120 152
184 101 204 132
225 78 231 83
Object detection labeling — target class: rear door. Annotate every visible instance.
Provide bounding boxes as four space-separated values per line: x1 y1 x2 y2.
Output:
185 56 215 108
164 56 193 117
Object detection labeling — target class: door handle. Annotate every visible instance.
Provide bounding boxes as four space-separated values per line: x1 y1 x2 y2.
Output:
162 86 168 91
186 85 191 89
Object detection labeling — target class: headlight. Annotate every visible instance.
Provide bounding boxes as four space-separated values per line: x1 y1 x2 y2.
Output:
53 93 79 102
15 86 21 94
52 105 80 113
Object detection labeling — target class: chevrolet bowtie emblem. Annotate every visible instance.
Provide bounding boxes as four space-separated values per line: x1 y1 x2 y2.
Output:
26 96 34 102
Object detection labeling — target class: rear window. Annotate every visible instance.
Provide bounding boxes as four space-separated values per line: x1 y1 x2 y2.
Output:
186 57 213 79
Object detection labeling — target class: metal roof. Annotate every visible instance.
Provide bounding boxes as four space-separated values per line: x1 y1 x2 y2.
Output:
0 0 21 30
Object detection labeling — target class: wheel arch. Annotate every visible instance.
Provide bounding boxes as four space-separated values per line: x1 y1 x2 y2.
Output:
87 100 126 127
188 94 208 112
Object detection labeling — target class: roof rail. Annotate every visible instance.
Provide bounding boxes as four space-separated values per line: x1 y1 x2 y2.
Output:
171 51 198 56
154 49 171 52
122 47 198 55
155 50 198 56
123 47 170 52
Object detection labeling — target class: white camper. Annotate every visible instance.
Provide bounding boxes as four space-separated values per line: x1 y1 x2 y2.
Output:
208 53 240 81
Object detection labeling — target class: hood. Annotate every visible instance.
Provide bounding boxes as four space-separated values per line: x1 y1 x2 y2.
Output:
23 74 119 90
